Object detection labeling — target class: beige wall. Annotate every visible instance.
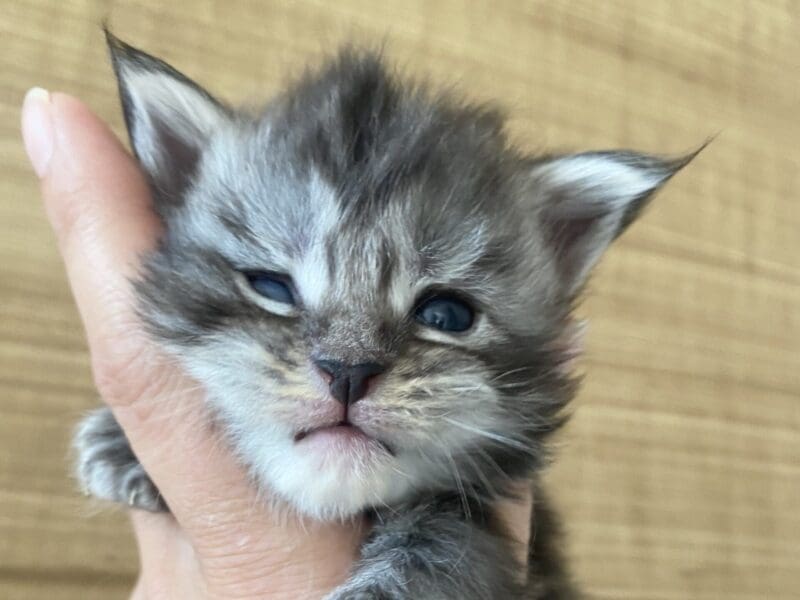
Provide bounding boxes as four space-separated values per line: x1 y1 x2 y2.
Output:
1 1 798 598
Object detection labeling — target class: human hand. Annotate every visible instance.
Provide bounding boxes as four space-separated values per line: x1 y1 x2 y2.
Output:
21 88 532 599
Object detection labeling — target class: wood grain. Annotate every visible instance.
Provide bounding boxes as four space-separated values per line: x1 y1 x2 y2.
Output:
1 1 797 598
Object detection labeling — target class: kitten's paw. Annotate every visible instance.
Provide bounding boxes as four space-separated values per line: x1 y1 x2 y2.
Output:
73 407 167 513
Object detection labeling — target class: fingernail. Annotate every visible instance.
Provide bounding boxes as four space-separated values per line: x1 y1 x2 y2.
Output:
22 87 54 178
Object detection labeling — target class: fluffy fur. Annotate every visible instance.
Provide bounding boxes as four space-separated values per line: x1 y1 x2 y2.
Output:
74 31 697 599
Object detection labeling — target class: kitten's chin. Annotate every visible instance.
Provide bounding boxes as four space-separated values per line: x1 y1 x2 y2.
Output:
252 427 413 520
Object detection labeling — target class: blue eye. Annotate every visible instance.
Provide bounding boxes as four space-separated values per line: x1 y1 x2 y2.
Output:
245 271 295 305
415 295 475 333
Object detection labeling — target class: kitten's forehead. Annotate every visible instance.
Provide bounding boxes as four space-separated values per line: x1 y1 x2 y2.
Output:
187 126 547 319
291 178 411 314
176 49 556 335
298 175 517 314
289 174 342 309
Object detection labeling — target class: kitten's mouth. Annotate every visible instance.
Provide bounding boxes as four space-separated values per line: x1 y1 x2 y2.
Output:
294 422 394 455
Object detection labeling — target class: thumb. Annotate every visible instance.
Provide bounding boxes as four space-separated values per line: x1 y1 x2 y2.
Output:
20 87 223 510
21 88 198 459
23 88 161 369
21 89 362 589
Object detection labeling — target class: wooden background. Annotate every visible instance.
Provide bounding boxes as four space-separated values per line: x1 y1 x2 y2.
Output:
1 1 798 598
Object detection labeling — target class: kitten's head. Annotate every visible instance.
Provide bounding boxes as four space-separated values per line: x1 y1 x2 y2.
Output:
108 33 695 518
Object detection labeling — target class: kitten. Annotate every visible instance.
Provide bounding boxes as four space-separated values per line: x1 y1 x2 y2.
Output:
74 31 697 599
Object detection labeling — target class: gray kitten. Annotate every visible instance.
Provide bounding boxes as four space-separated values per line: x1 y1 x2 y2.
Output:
74 31 697 599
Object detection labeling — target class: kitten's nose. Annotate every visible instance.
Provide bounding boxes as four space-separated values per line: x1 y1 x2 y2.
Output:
314 359 386 405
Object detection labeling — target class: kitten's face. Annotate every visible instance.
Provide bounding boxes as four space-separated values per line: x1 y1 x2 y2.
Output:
145 124 567 517
111 37 692 518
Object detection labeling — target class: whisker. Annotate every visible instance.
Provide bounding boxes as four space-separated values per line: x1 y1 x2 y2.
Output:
489 367 535 382
441 446 472 520
472 445 512 482
459 450 499 500
443 418 534 455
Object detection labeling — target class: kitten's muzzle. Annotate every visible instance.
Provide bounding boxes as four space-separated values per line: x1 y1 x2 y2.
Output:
313 359 386 406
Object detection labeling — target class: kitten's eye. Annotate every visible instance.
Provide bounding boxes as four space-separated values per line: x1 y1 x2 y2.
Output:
414 295 474 333
245 272 295 305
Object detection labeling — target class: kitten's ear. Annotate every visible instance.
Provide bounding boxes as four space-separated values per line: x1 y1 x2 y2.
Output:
105 30 231 208
529 148 700 295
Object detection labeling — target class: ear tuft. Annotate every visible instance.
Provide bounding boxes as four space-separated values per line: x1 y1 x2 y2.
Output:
104 28 231 211
530 145 704 294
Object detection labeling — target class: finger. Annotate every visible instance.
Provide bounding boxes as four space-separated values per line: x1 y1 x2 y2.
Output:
22 90 363 581
130 508 363 599
24 89 161 377
22 88 196 496
128 511 205 599
28 93 261 516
